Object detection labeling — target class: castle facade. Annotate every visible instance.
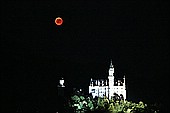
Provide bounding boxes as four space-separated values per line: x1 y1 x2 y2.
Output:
89 61 126 100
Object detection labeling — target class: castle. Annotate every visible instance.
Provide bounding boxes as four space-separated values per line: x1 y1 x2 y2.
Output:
89 61 126 100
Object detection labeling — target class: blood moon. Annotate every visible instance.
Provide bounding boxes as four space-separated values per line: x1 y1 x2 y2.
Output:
55 17 63 26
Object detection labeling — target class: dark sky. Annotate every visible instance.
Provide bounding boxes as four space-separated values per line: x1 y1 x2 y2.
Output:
1 1 169 112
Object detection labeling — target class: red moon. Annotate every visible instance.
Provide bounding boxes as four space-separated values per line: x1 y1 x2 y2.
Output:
55 17 63 25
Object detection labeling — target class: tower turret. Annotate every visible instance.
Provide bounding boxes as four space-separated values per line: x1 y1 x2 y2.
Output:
123 75 126 87
108 60 114 86
58 77 65 97
59 78 65 87
108 60 115 99
123 75 126 100
109 60 114 76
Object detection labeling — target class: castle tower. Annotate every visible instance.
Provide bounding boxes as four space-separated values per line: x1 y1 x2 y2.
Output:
109 60 114 76
58 78 65 97
123 75 126 100
108 60 114 86
108 60 115 99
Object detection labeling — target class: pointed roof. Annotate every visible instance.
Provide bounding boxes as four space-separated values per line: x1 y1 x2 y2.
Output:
110 60 114 68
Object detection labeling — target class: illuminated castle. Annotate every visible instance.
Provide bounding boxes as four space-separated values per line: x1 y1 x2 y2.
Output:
89 61 126 100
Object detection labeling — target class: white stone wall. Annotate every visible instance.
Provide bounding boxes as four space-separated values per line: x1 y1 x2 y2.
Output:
89 81 126 100
89 86 110 98
89 86 99 98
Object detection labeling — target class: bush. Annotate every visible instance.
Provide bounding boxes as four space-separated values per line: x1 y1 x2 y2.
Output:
68 94 159 113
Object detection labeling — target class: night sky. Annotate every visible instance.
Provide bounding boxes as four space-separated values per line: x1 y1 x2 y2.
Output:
1 1 169 112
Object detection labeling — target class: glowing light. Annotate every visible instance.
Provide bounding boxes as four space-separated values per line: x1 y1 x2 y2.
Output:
55 17 63 26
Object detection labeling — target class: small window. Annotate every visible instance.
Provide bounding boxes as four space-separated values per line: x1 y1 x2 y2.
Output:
91 89 95 93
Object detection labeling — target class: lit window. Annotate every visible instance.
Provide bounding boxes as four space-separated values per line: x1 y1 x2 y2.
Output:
91 89 95 93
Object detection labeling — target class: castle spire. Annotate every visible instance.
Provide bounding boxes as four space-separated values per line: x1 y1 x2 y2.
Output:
110 60 114 68
109 59 114 76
